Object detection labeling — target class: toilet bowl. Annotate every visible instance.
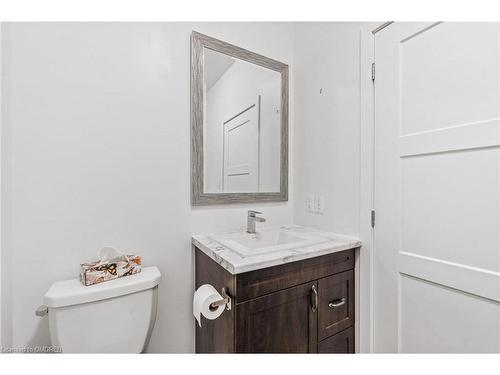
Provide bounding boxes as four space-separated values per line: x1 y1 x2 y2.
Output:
43 266 161 353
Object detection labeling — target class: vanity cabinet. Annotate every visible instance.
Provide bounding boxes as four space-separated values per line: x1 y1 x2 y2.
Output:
195 246 357 353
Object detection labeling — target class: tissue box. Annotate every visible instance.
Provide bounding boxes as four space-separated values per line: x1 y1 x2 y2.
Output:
80 255 141 286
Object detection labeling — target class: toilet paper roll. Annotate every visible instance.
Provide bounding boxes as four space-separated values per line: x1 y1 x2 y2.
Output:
193 284 225 327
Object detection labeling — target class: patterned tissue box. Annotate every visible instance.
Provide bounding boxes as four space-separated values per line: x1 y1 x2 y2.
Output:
80 255 142 286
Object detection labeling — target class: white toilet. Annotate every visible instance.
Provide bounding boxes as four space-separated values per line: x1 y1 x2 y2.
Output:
42 266 161 353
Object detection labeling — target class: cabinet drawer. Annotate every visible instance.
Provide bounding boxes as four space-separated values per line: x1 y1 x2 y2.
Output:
318 327 354 353
318 270 354 341
236 249 355 302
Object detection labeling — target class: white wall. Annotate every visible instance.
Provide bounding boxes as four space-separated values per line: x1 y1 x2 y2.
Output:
0 22 294 352
293 22 371 352
293 22 363 235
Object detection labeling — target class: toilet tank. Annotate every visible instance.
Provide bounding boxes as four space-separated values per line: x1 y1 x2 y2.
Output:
43 266 161 353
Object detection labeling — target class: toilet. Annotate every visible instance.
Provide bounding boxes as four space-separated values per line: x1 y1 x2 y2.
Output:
42 266 161 353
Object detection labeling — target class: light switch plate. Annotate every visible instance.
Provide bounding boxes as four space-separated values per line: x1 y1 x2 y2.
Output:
314 195 325 214
306 194 314 212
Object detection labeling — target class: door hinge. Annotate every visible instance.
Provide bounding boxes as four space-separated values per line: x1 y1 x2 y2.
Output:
371 210 375 228
371 62 375 81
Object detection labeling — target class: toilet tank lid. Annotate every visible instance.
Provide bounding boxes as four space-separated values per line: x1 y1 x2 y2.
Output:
43 266 161 308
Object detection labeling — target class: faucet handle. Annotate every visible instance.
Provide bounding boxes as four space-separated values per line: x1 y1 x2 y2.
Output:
248 210 263 217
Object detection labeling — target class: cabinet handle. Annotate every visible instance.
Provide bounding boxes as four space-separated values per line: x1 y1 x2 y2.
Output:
311 285 318 312
328 298 346 308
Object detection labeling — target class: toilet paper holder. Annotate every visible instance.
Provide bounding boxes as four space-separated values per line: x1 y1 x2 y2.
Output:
209 287 232 311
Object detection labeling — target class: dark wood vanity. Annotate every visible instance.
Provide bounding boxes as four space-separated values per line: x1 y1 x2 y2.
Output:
195 246 357 353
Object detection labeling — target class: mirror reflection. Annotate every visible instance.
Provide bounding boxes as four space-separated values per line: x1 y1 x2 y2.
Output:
203 47 282 193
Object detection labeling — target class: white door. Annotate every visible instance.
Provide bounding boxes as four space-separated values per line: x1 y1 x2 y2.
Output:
374 22 500 353
223 98 260 192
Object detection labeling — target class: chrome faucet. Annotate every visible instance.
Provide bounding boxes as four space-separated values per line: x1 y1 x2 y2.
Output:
247 210 266 234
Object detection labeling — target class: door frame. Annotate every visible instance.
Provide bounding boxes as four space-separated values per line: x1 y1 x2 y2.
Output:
0 22 12 349
0 22 2 346
358 21 393 353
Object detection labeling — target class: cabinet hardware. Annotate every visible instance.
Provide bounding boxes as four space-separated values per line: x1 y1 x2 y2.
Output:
328 298 346 308
311 285 318 312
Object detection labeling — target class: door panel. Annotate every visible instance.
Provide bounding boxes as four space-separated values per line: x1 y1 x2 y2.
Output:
400 23 500 135
374 22 500 352
236 282 317 353
400 275 500 353
402 149 500 271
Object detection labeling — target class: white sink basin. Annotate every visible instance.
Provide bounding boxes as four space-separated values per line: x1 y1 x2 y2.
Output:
210 227 332 257
231 231 304 249
193 225 362 274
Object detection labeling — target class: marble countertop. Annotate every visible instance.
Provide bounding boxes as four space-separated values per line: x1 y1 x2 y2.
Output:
192 225 361 274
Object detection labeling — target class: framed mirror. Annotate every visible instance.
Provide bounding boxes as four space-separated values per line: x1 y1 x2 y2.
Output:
191 31 289 205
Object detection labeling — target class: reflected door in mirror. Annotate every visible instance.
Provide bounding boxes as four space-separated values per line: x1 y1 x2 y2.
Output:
223 99 259 192
204 48 281 194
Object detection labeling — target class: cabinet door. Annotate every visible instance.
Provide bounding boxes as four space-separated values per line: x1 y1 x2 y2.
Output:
318 327 355 353
236 282 318 353
318 270 354 341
